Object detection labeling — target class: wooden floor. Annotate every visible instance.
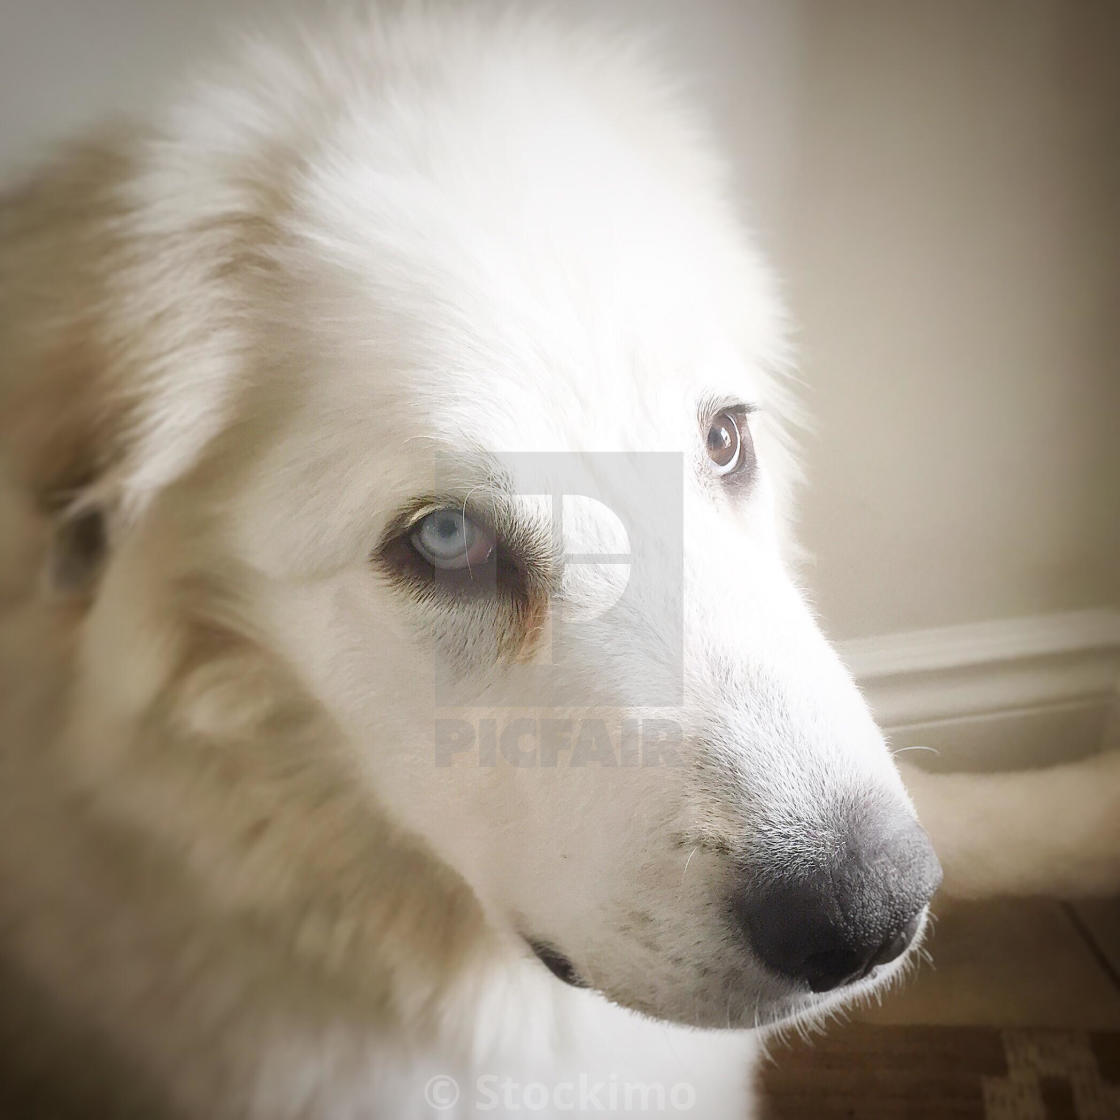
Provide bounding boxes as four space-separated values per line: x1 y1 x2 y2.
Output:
759 897 1120 1119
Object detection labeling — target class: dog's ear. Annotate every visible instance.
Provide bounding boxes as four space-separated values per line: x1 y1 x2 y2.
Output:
0 130 250 596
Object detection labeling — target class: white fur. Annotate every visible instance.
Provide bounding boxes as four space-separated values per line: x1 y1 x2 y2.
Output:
0 6 928 1117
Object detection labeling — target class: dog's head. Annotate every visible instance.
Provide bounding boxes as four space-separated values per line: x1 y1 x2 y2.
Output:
1 11 939 1031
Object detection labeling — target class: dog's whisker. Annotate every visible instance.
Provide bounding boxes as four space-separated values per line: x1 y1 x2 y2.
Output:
891 744 940 758
679 845 699 889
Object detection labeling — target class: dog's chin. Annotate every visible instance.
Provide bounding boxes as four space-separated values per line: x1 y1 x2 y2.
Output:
526 933 920 1034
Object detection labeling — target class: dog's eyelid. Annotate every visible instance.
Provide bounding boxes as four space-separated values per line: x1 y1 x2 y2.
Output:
698 397 760 427
381 495 501 545
375 494 554 576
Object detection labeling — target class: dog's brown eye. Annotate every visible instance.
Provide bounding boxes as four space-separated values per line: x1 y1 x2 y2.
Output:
706 411 742 475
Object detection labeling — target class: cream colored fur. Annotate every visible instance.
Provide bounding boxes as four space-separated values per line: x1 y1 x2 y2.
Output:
902 750 1120 901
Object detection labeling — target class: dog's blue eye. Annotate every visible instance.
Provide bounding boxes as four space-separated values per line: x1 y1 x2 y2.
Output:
411 509 494 570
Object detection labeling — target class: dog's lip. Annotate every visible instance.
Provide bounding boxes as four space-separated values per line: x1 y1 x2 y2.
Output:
525 938 588 988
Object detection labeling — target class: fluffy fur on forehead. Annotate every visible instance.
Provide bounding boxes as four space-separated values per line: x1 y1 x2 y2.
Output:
0 2 800 537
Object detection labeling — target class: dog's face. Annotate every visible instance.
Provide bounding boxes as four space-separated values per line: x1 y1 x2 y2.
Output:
176 45 942 1032
10 18 939 1034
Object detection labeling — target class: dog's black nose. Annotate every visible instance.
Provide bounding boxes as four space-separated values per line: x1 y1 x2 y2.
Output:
734 799 942 993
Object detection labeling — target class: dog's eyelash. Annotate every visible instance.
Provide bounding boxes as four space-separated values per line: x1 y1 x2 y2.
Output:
698 397 760 425
372 507 554 666
374 499 553 612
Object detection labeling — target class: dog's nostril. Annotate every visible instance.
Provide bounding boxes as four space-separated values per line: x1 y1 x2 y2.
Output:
870 911 922 971
799 908 923 993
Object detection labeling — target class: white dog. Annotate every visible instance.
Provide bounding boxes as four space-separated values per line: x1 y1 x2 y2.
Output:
0 6 950 1117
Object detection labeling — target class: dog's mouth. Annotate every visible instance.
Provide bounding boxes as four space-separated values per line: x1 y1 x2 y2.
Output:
756 930 924 1032
526 939 587 988
521 906 925 1026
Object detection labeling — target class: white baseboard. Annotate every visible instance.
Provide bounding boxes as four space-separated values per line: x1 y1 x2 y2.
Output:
837 609 1120 771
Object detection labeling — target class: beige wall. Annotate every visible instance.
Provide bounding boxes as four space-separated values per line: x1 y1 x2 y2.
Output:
775 1 1120 639
3 0 1117 642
